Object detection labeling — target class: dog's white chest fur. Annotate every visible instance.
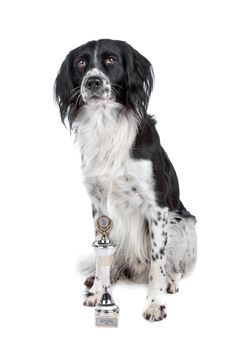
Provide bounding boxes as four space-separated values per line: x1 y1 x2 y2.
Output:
75 102 156 263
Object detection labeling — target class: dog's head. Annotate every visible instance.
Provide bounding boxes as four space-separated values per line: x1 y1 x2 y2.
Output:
55 39 154 127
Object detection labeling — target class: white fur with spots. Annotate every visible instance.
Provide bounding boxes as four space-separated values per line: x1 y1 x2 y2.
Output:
74 99 197 321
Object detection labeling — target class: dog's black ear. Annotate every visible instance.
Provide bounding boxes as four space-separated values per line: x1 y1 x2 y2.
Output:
54 55 74 126
124 45 154 120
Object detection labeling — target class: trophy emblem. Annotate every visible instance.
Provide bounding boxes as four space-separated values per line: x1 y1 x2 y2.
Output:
92 215 119 327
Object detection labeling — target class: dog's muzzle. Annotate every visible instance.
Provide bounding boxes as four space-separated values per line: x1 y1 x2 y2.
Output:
81 68 111 102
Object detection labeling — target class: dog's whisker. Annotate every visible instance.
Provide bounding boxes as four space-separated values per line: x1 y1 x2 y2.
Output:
71 86 81 93
74 93 81 109
111 86 120 98
111 83 123 89
69 89 81 102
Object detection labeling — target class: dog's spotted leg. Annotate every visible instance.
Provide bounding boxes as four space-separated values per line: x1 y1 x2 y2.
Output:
83 260 102 307
83 203 104 307
143 207 168 322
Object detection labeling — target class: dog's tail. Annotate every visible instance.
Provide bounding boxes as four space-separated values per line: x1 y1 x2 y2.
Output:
77 254 96 276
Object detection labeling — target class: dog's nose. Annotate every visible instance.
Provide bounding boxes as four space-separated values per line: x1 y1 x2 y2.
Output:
85 77 103 91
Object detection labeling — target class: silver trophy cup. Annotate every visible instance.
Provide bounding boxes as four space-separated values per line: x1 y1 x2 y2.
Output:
93 215 119 327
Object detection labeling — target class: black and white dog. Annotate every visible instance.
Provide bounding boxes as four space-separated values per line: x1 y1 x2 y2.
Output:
55 39 197 322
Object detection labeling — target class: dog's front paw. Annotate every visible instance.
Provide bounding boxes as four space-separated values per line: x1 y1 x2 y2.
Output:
143 303 167 322
83 292 99 307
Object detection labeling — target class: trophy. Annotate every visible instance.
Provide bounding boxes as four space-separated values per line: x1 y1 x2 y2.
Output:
92 215 119 327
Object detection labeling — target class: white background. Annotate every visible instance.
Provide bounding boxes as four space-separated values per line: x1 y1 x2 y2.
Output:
0 0 233 349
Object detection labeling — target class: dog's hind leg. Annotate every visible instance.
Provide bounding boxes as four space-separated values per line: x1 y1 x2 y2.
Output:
166 215 197 294
84 275 95 289
167 271 182 294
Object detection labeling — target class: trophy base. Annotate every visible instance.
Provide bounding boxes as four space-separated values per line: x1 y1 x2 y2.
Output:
95 307 119 327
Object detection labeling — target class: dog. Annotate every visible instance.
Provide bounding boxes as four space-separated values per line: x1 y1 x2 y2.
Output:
55 39 197 322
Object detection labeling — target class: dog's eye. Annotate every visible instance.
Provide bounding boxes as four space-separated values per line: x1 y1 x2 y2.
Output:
78 59 87 68
105 56 116 65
